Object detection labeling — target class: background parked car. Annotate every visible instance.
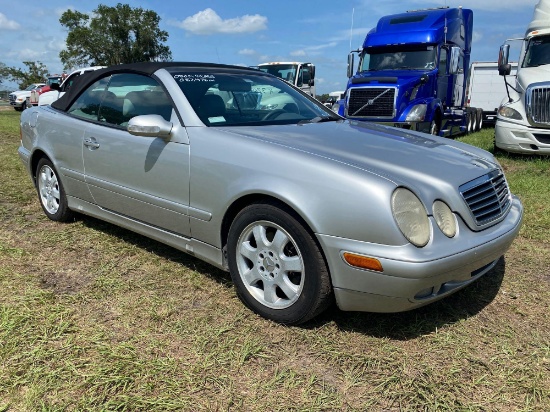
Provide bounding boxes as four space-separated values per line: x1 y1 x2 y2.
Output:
9 83 45 111
32 66 105 106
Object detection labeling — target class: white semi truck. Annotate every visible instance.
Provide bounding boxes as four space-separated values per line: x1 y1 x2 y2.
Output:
257 62 316 97
496 0 550 154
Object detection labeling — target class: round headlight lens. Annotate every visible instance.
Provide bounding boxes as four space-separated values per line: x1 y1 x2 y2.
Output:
433 200 457 238
391 188 430 247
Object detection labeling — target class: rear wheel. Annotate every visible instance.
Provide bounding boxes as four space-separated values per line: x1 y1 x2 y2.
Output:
467 109 475 133
36 158 74 222
227 201 332 324
477 109 483 130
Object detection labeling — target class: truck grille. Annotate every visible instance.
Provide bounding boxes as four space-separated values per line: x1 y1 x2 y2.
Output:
9 94 16 104
526 85 550 127
347 87 395 118
459 170 511 227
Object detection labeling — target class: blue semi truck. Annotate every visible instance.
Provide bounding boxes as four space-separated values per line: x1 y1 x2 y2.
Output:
339 6 480 136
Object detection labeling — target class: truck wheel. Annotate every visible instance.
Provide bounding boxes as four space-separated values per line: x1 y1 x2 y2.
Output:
477 108 483 130
429 118 440 136
468 109 475 133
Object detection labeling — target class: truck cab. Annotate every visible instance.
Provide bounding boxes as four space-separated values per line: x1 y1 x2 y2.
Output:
340 7 474 137
496 0 550 154
257 62 316 97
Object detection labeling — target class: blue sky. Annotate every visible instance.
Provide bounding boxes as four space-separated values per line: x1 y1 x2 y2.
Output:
0 0 539 94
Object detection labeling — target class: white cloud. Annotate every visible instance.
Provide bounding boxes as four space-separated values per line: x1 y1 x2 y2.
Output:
0 13 20 30
175 8 267 35
290 50 306 57
472 31 483 44
238 48 257 56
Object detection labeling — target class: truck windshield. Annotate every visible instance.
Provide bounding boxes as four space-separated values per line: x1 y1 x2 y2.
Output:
523 35 550 68
258 64 298 83
361 46 437 71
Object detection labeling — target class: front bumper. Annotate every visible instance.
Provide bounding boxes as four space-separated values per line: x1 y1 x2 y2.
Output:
495 119 550 155
317 196 523 313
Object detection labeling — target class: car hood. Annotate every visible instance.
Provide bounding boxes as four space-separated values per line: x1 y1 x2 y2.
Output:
219 120 499 198
10 90 31 96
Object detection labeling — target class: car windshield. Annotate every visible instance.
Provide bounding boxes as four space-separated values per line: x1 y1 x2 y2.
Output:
361 46 437 71
170 69 339 126
522 35 550 68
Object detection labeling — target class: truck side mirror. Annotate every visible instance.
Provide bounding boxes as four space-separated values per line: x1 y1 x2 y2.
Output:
347 53 355 78
50 83 61 91
449 47 461 74
498 44 511 76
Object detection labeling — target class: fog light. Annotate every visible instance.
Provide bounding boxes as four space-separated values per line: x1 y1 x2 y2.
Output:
414 287 434 299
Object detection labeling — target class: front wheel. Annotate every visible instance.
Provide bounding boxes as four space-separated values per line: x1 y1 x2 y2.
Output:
36 158 74 222
429 118 440 136
227 202 332 324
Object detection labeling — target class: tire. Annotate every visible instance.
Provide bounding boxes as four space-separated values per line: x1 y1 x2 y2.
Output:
468 109 475 134
429 117 440 136
35 158 74 222
477 108 483 130
227 201 332 324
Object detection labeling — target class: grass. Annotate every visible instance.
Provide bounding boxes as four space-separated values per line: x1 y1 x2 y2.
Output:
1 108 548 410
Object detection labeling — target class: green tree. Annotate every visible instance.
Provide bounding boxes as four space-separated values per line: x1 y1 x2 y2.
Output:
59 3 172 69
317 93 329 103
7 61 49 89
0 62 8 85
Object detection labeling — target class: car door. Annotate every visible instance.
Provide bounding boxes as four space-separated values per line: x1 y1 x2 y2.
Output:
68 72 192 237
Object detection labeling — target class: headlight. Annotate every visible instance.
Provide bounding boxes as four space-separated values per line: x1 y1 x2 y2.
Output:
498 105 523 120
433 200 457 238
391 188 430 247
405 104 427 121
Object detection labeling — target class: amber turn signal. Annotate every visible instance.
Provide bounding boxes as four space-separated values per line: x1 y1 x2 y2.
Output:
343 253 384 272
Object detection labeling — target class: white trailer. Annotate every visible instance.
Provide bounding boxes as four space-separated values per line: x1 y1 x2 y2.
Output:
467 62 517 126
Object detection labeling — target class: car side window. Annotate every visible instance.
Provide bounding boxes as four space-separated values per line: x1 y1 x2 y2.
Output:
106 73 174 127
67 77 110 121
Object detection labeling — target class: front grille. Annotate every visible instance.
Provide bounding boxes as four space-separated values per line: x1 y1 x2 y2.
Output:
347 87 395 118
460 170 512 227
9 94 15 103
527 85 550 126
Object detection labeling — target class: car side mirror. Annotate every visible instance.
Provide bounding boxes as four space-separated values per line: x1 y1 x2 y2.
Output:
127 115 172 137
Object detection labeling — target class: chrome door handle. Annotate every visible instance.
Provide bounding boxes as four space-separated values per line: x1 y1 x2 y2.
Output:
83 137 100 149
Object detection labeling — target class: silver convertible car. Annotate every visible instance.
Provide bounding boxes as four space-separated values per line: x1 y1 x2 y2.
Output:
19 62 523 324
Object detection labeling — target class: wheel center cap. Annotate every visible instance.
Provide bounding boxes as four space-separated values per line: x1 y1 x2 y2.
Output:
263 256 276 272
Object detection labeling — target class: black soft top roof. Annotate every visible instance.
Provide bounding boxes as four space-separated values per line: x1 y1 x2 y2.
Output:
51 61 259 112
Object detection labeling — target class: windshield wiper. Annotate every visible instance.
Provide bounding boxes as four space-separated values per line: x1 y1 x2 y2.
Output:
297 116 338 125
